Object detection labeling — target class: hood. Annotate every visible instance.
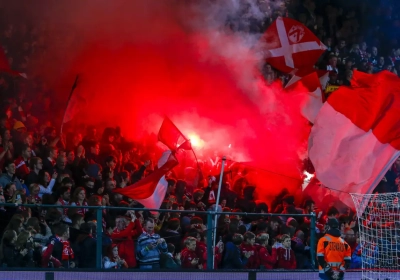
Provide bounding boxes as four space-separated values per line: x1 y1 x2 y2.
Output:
326 228 341 237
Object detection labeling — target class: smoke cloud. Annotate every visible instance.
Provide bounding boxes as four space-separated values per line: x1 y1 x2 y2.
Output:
10 0 310 201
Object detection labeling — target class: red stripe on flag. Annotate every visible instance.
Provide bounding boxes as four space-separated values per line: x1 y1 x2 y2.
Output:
327 70 400 149
113 153 178 200
158 117 187 151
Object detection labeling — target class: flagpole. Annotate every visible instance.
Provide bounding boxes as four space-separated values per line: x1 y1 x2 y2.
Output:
60 75 79 135
212 156 226 269
191 147 204 186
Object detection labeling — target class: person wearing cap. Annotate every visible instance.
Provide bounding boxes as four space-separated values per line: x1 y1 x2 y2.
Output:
317 218 351 280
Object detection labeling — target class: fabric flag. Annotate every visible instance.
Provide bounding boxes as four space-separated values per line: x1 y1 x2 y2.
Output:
158 117 189 151
286 71 323 123
113 150 178 209
309 70 400 207
262 17 326 74
0 46 27 78
286 68 329 90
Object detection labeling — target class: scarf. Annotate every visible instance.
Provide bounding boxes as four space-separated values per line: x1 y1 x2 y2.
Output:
75 201 88 215
61 240 74 261
58 198 68 215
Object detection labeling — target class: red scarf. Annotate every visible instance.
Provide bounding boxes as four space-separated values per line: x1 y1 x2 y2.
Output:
61 240 74 261
58 198 68 215
75 201 88 215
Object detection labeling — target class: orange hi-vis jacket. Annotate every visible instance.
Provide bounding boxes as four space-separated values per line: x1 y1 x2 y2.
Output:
317 233 351 274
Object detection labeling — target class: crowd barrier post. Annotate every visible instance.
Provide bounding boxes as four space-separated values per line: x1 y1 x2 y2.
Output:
96 207 103 269
310 212 316 268
206 211 214 270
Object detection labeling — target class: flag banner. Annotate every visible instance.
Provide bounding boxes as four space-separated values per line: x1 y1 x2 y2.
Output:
262 17 326 74
113 151 178 209
158 117 188 151
309 70 400 207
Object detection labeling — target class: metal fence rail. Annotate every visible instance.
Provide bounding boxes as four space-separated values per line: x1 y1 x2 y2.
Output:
0 203 316 271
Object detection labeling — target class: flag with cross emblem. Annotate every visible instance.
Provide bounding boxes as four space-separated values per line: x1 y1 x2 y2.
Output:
262 17 327 74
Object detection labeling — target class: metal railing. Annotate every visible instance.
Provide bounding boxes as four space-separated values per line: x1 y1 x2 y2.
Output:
0 203 317 270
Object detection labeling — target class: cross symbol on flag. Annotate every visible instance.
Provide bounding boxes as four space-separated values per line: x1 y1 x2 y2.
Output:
263 17 326 74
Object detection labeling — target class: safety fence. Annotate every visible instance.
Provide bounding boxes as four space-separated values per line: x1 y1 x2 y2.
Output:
0 203 317 271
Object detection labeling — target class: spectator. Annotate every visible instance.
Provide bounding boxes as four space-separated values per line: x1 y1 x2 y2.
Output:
221 233 251 269
276 234 296 269
103 244 128 269
180 236 201 269
111 211 142 268
0 159 23 190
160 243 181 269
136 217 167 269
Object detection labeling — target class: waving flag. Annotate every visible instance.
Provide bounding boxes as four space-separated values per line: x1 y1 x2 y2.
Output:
158 117 189 151
286 68 329 90
0 46 27 78
309 70 400 206
263 17 326 74
286 71 323 123
113 151 178 209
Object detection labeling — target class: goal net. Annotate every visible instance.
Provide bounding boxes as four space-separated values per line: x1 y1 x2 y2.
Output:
351 192 400 280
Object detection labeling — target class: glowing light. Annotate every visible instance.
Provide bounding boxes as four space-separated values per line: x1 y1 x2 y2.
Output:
301 171 315 191
188 133 204 149
228 144 231 148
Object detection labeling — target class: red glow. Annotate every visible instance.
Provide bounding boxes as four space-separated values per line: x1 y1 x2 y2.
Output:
43 1 310 204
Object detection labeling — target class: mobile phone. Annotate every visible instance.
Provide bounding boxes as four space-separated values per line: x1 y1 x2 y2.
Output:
16 194 21 200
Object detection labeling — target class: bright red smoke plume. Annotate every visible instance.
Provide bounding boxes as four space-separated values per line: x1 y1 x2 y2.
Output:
29 1 311 204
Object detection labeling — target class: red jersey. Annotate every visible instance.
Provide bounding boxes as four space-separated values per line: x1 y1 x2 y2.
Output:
111 219 142 268
196 241 207 265
240 243 260 269
276 247 296 269
181 248 200 269
258 246 277 269
15 156 29 179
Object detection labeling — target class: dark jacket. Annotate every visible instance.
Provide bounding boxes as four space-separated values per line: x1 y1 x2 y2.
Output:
160 253 180 269
221 242 248 269
77 235 97 268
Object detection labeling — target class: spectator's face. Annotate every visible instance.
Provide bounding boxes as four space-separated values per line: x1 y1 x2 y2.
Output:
24 135 33 146
187 241 196 251
106 180 116 191
63 190 71 201
3 129 10 140
340 41 346 48
361 42 367 51
22 147 32 159
86 181 94 189
271 221 278 231
379 57 385 65
144 221 155 234
330 57 338 67
44 172 50 183
32 186 40 195
116 218 126 231
67 151 75 163
248 237 256 246
112 246 118 257
6 163 16 175
78 190 86 201
372 47 378 56
50 149 58 160
282 238 291 248
58 157 67 169
221 199 227 208
91 144 100 155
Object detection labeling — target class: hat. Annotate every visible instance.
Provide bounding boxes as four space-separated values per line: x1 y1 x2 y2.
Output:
327 218 339 229
13 121 25 130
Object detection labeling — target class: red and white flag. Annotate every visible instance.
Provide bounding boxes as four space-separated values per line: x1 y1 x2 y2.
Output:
113 150 178 209
309 70 400 207
286 68 329 90
158 117 190 151
0 46 27 78
286 71 323 123
263 17 326 74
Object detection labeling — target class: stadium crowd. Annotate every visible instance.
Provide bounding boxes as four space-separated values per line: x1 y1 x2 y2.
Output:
0 0 399 271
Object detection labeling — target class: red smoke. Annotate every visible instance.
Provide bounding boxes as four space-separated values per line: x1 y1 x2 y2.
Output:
30 1 310 203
